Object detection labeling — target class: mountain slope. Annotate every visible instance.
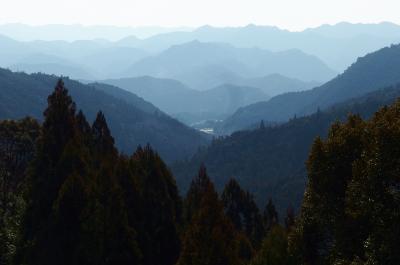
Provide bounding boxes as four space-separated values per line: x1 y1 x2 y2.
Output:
220 44 400 134
102 76 269 125
305 21 400 39
0 68 209 162
9 63 96 80
172 84 400 214
102 76 197 114
237 74 320 96
77 47 149 78
122 41 336 88
89 82 160 114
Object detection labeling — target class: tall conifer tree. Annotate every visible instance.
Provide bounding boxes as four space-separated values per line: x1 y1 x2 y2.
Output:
16 79 87 265
131 145 181 265
178 166 241 265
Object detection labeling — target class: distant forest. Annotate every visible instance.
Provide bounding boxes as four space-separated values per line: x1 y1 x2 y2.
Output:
1 80 399 265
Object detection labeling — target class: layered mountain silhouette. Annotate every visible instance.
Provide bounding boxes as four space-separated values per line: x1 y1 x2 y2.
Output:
1 22 400 82
237 73 320 96
0 23 191 41
219 43 400 134
123 22 400 71
8 53 96 80
122 41 336 88
0 68 209 162
0 34 149 79
102 76 270 124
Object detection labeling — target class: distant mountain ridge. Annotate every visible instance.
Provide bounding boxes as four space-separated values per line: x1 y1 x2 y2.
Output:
236 73 320 96
122 41 336 87
219 43 400 134
1 22 400 77
0 34 149 80
0 35 335 84
304 21 400 39
0 23 192 41
113 22 400 71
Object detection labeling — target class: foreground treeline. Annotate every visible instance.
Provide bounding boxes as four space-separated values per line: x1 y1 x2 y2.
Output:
0 80 291 265
1 79 400 265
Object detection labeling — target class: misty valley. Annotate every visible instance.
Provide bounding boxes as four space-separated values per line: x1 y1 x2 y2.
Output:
1 21 400 265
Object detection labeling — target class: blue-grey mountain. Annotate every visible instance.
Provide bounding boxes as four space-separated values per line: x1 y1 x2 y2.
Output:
219 44 400 134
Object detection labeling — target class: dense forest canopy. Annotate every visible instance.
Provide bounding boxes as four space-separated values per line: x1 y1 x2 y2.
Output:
0 80 290 265
0 70 399 265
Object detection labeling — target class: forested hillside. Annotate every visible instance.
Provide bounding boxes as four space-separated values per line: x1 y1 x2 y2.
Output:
1 79 399 265
173 85 400 214
220 43 400 134
0 81 292 265
0 69 208 162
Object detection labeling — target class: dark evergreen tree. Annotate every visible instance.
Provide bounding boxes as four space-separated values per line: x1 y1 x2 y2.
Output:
285 206 295 230
91 111 117 158
85 112 141 265
131 145 181 265
242 191 265 249
184 164 213 224
221 179 244 231
75 110 92 146
178 166 240 265
49 136 92 265
15 80 142 265
222 179 264 250
263 199 278 232
15 79 86 265
259 120 265 130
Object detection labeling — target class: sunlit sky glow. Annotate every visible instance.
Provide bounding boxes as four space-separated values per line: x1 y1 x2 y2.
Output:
1 0 400 30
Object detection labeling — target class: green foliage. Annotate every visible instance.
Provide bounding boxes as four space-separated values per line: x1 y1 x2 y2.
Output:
290 100 400 265
0 117 39 265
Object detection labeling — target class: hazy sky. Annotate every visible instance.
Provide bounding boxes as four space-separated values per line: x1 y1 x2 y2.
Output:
1 0 400 30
